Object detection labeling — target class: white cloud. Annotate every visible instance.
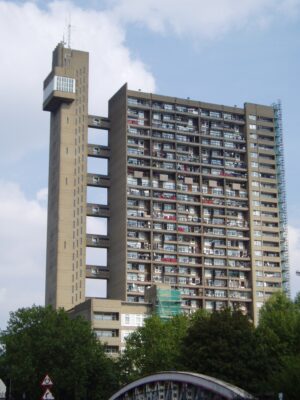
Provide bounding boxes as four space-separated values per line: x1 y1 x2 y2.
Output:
0 181 47 329
36 187 48 203
111 0 300 39
288 225 300 298
0 1 155 164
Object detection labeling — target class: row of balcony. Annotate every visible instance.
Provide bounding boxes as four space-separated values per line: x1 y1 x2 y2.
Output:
128 126 247 146
127 251 251 263
128 213 248 225
126 257 251 269
205 289 251 300
128 145 247 158
127 187 251 205
127 98 245 123
127 220 248 234
127 177 249 195
126 263 251 278
127 158 247 174
128 116 244 134
128 127 246 143
127 242 250 258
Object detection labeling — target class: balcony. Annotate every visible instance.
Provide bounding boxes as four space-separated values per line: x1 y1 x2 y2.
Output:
128 127 150 137
127 147 150 156
127 188 150 198
127 252 151 261
127 220 151 229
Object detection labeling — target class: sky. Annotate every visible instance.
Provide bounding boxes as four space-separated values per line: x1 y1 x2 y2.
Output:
0 0 300 329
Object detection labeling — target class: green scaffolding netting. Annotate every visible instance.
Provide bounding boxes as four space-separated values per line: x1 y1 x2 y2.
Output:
155 288 181 320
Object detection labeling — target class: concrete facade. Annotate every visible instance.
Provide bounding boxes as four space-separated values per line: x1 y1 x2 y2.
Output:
69 298 151 353
44 42 289 348
44 43 89 310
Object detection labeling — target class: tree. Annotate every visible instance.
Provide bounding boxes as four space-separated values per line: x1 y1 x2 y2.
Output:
118 314 188 383
293 292 300 309
258 292 299 355
0 306 118 400
180 308 262 394
272 355 300 400
256 292 300 399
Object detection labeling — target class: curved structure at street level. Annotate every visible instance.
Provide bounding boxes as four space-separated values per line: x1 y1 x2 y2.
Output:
0 379 6 400
109 371 255 400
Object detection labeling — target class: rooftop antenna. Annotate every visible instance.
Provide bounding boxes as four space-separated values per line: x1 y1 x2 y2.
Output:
61 30 66 46
67 16 72 49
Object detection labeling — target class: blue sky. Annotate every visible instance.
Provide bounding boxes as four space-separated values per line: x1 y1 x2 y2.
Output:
0 0 300 329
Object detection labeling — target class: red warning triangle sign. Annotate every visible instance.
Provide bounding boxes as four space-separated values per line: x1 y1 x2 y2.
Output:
41 388 55 400
41 375 53 387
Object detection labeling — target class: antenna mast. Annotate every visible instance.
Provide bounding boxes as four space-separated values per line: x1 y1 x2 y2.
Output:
67 20 71 49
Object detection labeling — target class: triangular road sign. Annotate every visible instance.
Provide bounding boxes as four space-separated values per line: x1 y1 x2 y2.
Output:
41 375 53 387
41 388 55 400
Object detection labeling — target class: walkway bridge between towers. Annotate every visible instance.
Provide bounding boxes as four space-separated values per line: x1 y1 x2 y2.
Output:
108 372 255 400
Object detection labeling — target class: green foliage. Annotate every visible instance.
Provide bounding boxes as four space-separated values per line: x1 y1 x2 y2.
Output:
256 292 300 399
2 293 300 400
118 314 188 383
258 292 299 355
0 306 118 400
118 294 300 399
272 355 300 400
180 308 260 392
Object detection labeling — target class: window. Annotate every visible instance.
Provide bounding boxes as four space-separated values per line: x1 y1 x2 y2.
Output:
214 259 225 266
104 346 119 354
44 75 76 101
56 76 75 92
95 329 118 337
164 244 176 251
121 313 147 327
249 124 257 130
210 111 221 118
251 152 258 158
94 312 119 321
249 115 257 121
258 116 273 123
